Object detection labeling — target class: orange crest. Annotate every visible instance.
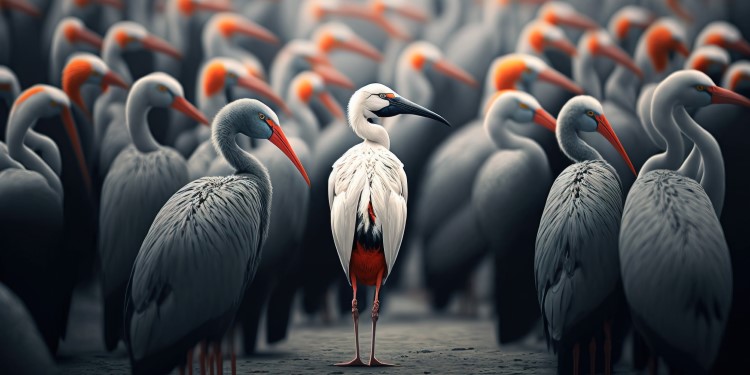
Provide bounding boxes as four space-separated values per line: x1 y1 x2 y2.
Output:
528 28 545 54
729 72 749 91
704 33 725 48
62 58 93 115
216 17 237 38
15 86 45 107
646 25 672 73
317 33 337 53
614 18 631 40
63 23 78 43
114 30 135 48
409 52 426 70
202 61 227 97
493 58 526 91
177 0 195 15
296 79 314 103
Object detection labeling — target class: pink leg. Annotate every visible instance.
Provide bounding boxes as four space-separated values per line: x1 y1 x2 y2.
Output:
368 270 394 367
335 274 365 366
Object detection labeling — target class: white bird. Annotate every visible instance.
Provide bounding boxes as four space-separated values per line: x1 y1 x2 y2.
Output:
693 21 750 58
619 70 748 374
606 6 654 56
125 98 309 375
329 83 449 366
98 73 208 351
536 95 636 375
49 17 103 86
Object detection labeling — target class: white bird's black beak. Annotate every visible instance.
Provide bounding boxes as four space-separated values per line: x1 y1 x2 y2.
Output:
372 96 451 126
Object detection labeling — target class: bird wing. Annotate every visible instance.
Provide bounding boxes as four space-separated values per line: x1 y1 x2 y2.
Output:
329 145 364 282
619 170 732 369
125 175 270 362
379 154 407 284
98 147 189 296
535 160 624 343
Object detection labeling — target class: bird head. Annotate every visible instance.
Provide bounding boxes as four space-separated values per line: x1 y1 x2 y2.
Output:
73 0 123 11
402 41 477 87
685 46 730 77
538 1 598 30
201 58 289 115
218 99 310 186
175 0 232 17
558 95 636 175
289 41 355 90
661 70 750 110
665 0 693 23
643 19 689 73
136 72 208 125
310 0 411 40
59 17 103 50
313 22 383 61
723 61 750 93
0 67 20 107
351 83 450 126
107 22 182 59
210 13 279 45
695 21 750 56
490 54 583 94
524 20 578 57
62 53 128 117
290 71 344 120
583 30 643 78
11 85 91 190
607 5 654 42
485 90 557 133
0 0 41 17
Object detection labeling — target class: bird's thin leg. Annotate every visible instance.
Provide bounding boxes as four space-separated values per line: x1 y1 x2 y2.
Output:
213 341 222 375
200 341 207 375
335 274 365 366
589 337 596 375
368 269 394 367
187 347 194 375
603 320 612 375
573 343 580 375
230 329 236 375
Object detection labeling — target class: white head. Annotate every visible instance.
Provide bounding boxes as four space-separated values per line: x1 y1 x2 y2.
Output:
694 21 750 55
685 46 730 76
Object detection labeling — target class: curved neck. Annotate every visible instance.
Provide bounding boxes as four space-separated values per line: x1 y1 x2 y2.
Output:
212 111 269 178
197 84 228 121
574 49 602 100
203 27 232 59
25 129 62 175
126 92 160 153
103 42 132 84
485 108 543 153
288 93 319 138
6 106 62 196
557 116 604 164
349 107 390 149
640 90 685 175
50 37 72 86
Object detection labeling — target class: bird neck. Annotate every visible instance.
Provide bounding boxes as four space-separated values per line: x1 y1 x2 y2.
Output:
287 92 319 138
103 42 133 85
395 63 432 108
573 47 603 100
640 87 685 175
197 83 228 122
349 109 390 149
126 92 161 153
6 105 63 197
49 35 72 86
269 43 302 98
485 108 543 154
557 115 604 164
212 110 270 179
202 26 231 59
673 106 724 216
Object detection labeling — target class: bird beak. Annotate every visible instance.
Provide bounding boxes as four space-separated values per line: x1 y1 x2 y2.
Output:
373 96 450 126
266 118 310 186
727 39 750 56
75 28 104 50
193 0 232 12
171 96 209 126
389 4 429 23
4 0 40 17
537 68 584 95
61 107 92 194
338 37 383 62
597 44 643 79
433 59 478 88
142 35 182 60
233 20 279 45
707 85 750 107
312 64 355 90
666 0 693 23
547 38 578 57
318 91 344 120
555 13 599 30
673 41 690 57
237 75 290 115
94 0 123 10
326 3 411 40
101 71 129 90
595 114 636 175
533 108 557 132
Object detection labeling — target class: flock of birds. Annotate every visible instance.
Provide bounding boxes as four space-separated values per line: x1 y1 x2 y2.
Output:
0 0 749 374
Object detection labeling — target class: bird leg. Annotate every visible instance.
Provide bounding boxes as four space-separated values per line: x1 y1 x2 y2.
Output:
573 343 580 375
603 321 612 375
335 274 365 366
213 341 222 375
589 337 596 375
229 330 236 375
200 341 207 375
368 270 394 367
187 347 194 375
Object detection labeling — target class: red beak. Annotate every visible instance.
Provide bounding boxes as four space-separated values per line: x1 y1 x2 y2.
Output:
433 59 478 88
94 0 123 10
326 3 411 40
533 108 557 132
338 37 383 62
312 64 354 90
555 13 599 30
233 20 279 45
4 0 40 17
538 68 584 95
318 91 344 120
266 118 310 186
171 96 209 126
194 0 233 12
673 41 690 57
708 85 750 107
595 114 636 175
237 75 290 115
598 44 643 79
61 107 92 194
547 38 578 57
728 39 750 56
101 71 129 90
142 35 182 60
666 0 693 23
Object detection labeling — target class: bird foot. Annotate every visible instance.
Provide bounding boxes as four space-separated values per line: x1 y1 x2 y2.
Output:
335 357 366 367
368 357 395 367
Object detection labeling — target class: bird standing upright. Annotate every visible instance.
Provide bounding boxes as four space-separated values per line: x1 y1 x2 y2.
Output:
329 83 450 366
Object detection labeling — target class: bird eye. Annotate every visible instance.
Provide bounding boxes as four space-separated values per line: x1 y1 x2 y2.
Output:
519 102 529 109
157 85 168 92
696 85 705 91
586 110 595 117
379 93 386 99
49 100 58 107
91 71 102 77
525 68 533 74
258 113 266 120
227 73 237 80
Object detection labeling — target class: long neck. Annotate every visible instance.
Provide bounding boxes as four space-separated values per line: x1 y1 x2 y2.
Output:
24 129 62 175
50 36 71 86
486 108 543 153
6 106 63 196
288 93 319 140
202 25 230 59
673 105 724 216
126 92 160 153
197 84 228 121
103 42 132 84
557 117 604 164
349 107 390 148
574 48 602 100
640 89 685 175
212 111 269 179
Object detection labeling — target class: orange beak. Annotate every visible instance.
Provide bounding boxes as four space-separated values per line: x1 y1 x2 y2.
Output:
727 39 750 56
390 4 428 23
101 71 129 90
143 35 182 60
673 41 690 57
232 20 279 45
237 75 290 115
193 0 233 12
266 118 310 186
337 37 383 62
537 68 584 95
555 12 599 30
318 91 344 120
74 27 104 50
708 85 750 107
433 59 478 88
533 108 557 132
312 63 355 90
171 96 209 126
326 3 411 40
61 107 92 194
4 0 40 17
595 114 636 175
597 44 643 79
547 38 578 57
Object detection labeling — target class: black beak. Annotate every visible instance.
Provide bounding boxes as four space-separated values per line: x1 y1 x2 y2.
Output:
372 96 451 127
